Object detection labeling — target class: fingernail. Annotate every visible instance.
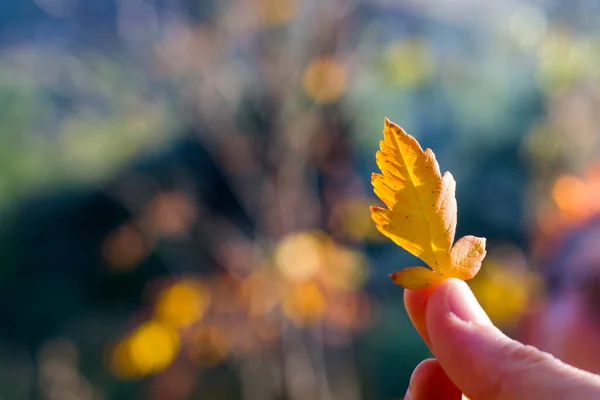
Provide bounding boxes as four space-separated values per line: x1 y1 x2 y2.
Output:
444 279 491 324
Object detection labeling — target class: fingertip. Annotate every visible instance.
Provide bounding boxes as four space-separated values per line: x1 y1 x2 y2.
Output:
404 279 475 349
404 287 435 347
406 358 462 400
422 279 600 400
425 278 497 365
432 278 491 325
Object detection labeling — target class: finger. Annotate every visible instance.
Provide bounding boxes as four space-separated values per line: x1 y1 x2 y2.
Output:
406 358 462 400
404 287 434 348
427 278 600 400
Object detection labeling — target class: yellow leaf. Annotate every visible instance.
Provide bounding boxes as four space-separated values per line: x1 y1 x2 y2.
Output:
389 267 441 289
449 235 487 280
370 119 456 272
371 119 486 288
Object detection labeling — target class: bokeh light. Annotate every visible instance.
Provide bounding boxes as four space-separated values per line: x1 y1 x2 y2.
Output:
110 321 180 380
154 280 210 328
275 232 324 282
282 282 327 326
382 38 434 88
2 0 600 398
302 56 348 104
102 222 149 271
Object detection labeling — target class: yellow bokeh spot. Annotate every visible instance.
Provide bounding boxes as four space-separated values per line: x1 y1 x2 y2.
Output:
155 281 210 328
536 28 597 94
275 232 325 281
109 321 179 379
302 57 347 104
320 245 368 291
383 38 434 88
108 341 141 380
470 251 536 329
330 198 387 242
129 321 179 375
282 282 326 326
524 122 561 163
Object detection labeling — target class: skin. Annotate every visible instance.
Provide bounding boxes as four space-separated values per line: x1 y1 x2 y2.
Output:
403 278 600 400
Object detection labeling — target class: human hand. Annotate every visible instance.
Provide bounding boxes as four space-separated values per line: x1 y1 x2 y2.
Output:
404 278 600 399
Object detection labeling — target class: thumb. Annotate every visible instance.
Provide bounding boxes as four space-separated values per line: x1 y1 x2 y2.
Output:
427 278 600 400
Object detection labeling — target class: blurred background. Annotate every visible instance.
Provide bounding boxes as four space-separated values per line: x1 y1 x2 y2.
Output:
0 0 599 398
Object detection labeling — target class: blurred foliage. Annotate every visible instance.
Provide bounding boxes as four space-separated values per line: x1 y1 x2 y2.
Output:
0 0 599 399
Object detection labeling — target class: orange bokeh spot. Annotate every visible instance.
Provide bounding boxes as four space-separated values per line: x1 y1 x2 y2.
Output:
259 0 297 27
282 282 326 326
302 57 347 104
240 272 282 317
552 175 586 214
102 223 148 271
145 191 197 238
324 292 372 331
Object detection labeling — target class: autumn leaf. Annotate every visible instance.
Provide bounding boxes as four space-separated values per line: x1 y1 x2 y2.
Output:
370 119 486 289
